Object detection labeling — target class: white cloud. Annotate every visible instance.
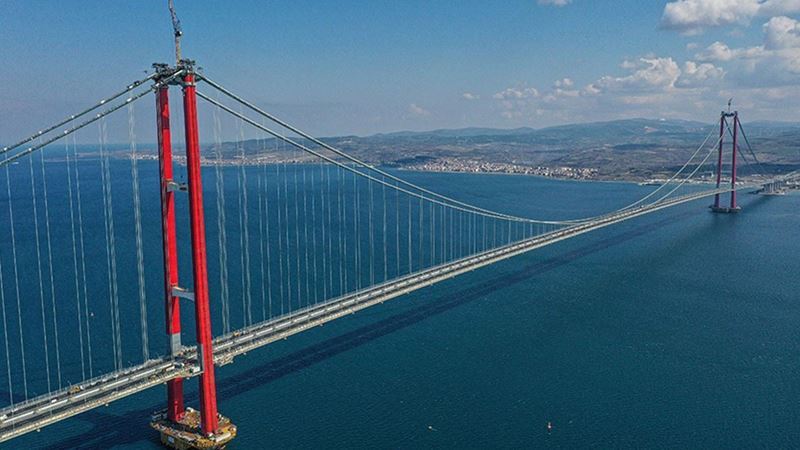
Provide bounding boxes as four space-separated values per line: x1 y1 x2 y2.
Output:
548 89 580 99
595 57 682 91
547 79 580 100
408 103 430 116
493 86 540 99
694 16 800 83
462 92 480 100
695 40 766 61
583 83 601 95
764 15 800 49
554 77 574 88
492 57 681 123
661 0 800 34
590 55 725 93
662 0 760 33
761 0 800 15
677 61 726 86
537 0 571 6
488 38 800 126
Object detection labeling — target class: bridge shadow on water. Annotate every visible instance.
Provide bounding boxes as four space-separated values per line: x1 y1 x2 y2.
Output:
34 209 705 449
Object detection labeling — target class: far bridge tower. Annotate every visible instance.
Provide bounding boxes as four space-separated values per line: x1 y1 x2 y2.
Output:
711 108 742 213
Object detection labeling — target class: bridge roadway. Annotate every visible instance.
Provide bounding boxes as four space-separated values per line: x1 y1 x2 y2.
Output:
0 186 741 442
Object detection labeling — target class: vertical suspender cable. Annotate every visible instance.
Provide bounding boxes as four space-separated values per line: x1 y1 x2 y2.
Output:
318 157 327 300
98 121 115 369
281 144 292 311
310 160 319 303
236 115 253 326
128 103 149 362
99 119 123 371
354 170 361 290
292 152 302 308
407 195 412 274
337 165 346 294
442 208 452 262
432 203 436 262
40 144 62 389
395 184 400 278
301 160 311 304
29 147 52 393
0 210 11 406
418 195 423 271
257 176 267 321
65 133 86 380
212 105 231 334
368 180 375 286
275 157 286 316
382 181 387 282
325 164 334 297
354 171 361 289
71 134 93 378
4 164 26 399
263 163 274 319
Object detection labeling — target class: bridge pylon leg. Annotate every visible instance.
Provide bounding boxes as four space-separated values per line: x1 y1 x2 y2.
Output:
713 111 724 209
730 111 739 210
156 79 185 423
182 65 222 437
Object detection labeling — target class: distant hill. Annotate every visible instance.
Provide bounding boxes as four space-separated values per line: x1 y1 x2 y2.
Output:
747 120 800 128
209 118 800 180
372 126 536 139
369 119 710 140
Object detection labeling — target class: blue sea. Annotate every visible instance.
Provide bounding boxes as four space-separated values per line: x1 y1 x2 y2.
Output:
6 159 800 449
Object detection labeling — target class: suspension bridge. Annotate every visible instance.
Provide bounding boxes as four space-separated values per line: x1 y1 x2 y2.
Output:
0 58 793 448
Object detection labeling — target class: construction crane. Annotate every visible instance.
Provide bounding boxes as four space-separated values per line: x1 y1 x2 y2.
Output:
168 0 183 64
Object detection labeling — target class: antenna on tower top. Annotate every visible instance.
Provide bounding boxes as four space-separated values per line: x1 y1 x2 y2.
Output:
168 0 183 64
727 98 733 113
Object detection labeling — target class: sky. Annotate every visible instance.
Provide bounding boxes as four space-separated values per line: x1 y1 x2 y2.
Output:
2 0 800 139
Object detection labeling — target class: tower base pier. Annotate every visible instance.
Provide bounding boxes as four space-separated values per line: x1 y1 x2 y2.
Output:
710 205 741 214
150 407 237 449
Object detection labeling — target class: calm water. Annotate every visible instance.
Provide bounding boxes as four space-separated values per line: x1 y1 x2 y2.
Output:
9 162 800 449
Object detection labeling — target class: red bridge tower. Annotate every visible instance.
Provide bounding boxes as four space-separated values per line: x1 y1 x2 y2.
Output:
149 60 237 450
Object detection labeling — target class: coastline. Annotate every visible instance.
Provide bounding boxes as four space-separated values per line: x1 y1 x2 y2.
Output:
114 152 777 187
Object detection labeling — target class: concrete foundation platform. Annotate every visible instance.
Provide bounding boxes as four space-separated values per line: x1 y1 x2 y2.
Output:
150 407 236 449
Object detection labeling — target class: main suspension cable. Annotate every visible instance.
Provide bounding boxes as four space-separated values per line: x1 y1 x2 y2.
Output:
195 91 568 225
731 120 767 176
615 127 717 211
197 75 565 225
651 131 725 204
0 74 157 157
555 128 725 225
0 71 183 169
197 77 739 228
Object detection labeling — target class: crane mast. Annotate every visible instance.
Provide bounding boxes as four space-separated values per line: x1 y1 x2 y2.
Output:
168 0 183 64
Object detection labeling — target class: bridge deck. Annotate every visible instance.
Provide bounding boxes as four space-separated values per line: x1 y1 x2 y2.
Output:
0 187 739 443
